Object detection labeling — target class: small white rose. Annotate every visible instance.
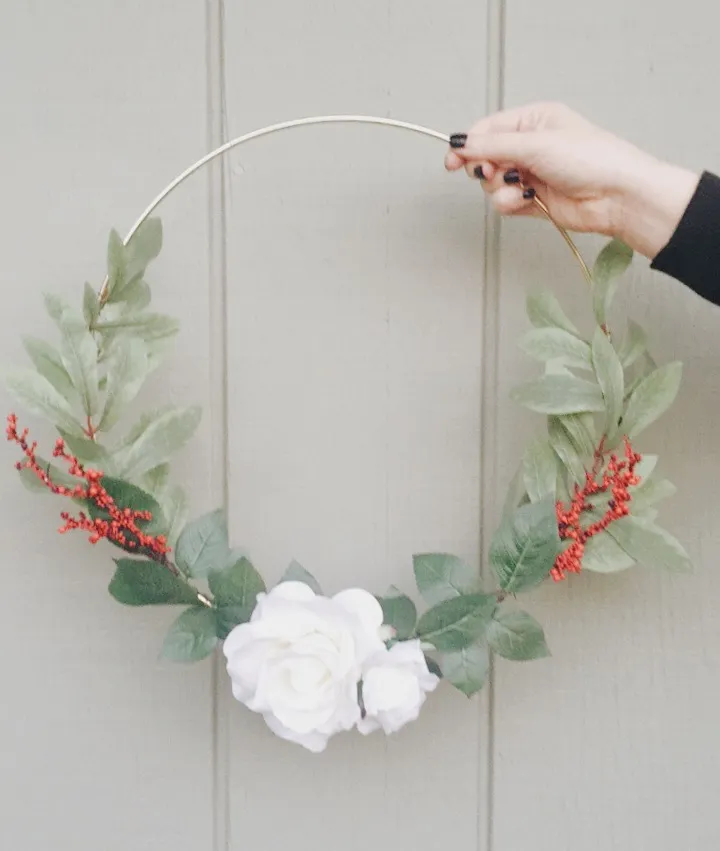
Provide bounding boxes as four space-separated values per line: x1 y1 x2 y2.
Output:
357 640 439 736
223 581 386 752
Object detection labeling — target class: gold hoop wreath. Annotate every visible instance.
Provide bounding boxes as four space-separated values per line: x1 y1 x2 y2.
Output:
5 116 690 752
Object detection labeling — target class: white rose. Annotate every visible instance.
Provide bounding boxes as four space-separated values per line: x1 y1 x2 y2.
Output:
357 640 439 736
223 581 386 752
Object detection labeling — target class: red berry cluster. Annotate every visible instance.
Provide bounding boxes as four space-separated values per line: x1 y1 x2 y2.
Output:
6 413 170 557
551 437 641 582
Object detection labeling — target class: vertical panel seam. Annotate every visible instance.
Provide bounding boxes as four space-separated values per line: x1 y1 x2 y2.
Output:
479 2 505 851
206 0 230 849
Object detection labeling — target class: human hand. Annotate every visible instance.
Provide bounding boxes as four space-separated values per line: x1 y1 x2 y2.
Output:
445 102 698 259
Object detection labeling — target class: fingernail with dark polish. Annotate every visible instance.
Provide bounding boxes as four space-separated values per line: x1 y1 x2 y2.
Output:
473 165 485 180
522 187 536 199
449 133 467 148
504 169 521 184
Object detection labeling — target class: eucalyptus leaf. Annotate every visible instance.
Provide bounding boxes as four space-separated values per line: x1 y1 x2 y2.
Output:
621 362 682 438
106 229 127 301
526 291 580 336
4 369 83 437
490 496 561 593
591 327 624 437
43 293 71 326
519 327 592 370
412 553 482 606
582 531 636 573
633 477 677 509
162 485 189 550
592 239 633 325
209 556 266 638
618 320 647 369
17 455 78 493
487 609 550 661
114 279 151 313
175 508 232 578
113 405 202 479
161 606 218 663
511 375 605 415
83 282 100 328
95 313 179 342
501 464 530 521
522 438 558 502
98 337 148 431
58 316 100 419
114 406 175 451
139 463 171 499
557 412 596 458
280 560 323 594
548 417 587 484
125 218 163 281
378 587 417 640
22 337 75 399
438 642 490 697
606 516 692 573
415 593 497 652
109 558 199 606
56 429 113 468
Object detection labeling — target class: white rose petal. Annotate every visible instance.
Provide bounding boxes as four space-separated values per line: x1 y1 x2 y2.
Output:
358 640 439 736
224 582 385 752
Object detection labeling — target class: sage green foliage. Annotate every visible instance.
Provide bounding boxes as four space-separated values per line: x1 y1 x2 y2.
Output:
161 606 219 663
377 586 417 640
109 558 199 606
209 556 266 638
512 238 691 576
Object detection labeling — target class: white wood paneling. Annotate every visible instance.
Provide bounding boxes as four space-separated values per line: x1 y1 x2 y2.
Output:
0 3 215 849
221 2 490 849
492 4 720 849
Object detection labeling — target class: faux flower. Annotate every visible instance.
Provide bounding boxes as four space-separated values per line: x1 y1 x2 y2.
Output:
358 639 439 735
223 581 386 752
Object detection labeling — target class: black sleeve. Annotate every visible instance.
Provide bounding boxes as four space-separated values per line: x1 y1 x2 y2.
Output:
651 170 720 306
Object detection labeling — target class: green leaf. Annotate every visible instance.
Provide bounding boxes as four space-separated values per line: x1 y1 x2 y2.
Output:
160 606 218 663
140 463 171 498
522 438 558 502
558 412 596 458
592 239 633 325
56 429 113 468
95 313 179 342
162 485 189 549
633 477 676 509
113 405 201 479
511 375 605 415
519 328 592 370
108 558 199 606
618 320 647 369
175 508 232 578
280 560 323 594
209 556 266 638
125 218 163 280
58 316 99 419
105 230 127 301
4 369 83 436
17 455 78 493
487 609 550 661
606 516 692 573
114 406 175 451
526 291 580 336
378 587 417 640
114 279 151 313
582 531 636 573
438 642 490 697
43 293 71 326
415 593 497 652
83 283 100 328
501 464 529 521
621 362 682 438
548 417 587 484
489 496 561 593
412 553 482 606
87 476 167 553
98 337 148 431
591 328 624 437
22 337 75 399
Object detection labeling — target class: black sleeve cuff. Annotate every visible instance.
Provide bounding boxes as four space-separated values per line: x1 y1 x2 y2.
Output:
651 170 720 305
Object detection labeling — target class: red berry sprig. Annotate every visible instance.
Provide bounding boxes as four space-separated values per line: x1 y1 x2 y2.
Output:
552 437 641 581
6 413 170 558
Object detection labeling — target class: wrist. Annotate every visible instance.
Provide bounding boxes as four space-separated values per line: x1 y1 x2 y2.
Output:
613 157 699 260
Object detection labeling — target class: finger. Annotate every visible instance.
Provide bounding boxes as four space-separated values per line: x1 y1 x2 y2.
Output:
489 185 537 216
463 161 497 182
444 150 465 171
456 131 545 168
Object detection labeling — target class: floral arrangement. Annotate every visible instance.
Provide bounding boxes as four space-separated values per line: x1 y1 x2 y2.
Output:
4 219 691 752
